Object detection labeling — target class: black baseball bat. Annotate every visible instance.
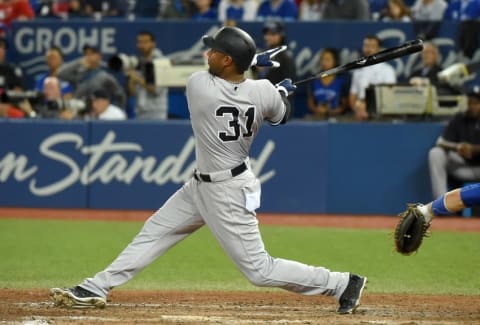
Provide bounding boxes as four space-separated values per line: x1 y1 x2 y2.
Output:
294 39 424 85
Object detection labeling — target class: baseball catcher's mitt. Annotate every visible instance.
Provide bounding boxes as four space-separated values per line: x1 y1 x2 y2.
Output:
394 204 431 255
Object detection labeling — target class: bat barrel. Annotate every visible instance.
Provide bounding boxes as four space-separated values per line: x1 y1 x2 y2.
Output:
294 39 424 85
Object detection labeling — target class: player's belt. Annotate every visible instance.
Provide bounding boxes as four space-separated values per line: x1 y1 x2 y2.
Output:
194 162 248 182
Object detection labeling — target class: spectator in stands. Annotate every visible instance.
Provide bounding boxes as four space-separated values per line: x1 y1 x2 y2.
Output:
253 20 297 85
34 46 73 99
410 0 447 40
408 41 458 99
369 0 388 20
159 0 197 19
444 0 480 21
84 0 127 18
428 85 480 199
191 0 217 20
126 31 168 120
217 0 258 23
57 44 126 109
409 42 453 95
0 37 22 91
323 0 370 20
256 0 298 21
306 48 350 120
411 0 447 20
131 0 159 18
253 20 297 114
22 76 78 119
0 0 34 27
380 0 412 21
66 0 88 18
298 0 326 21
35 0 70 18
444 0 480 60
89 88 126 120
0 37 28 118
29 0 39 11
349 35 397 120
408 41 442 87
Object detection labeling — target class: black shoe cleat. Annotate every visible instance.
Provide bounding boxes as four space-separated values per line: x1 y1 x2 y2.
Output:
337 274 367 314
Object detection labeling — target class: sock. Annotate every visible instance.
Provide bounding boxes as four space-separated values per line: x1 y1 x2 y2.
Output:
417 204 432 222
431 194 451 216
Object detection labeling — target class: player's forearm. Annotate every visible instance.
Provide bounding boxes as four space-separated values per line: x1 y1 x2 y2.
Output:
128 70 157 94
135 78 157 94
436 137 459 151
349 94 358 111
127 78 136 95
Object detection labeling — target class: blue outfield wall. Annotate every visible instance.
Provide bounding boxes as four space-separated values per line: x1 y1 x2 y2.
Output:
0 120 443 215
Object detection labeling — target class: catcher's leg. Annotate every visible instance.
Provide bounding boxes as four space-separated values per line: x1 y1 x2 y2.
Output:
460 183 480 207
419 183 480 219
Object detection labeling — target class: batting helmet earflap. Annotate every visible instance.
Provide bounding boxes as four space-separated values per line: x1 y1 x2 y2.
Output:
202 26 256 73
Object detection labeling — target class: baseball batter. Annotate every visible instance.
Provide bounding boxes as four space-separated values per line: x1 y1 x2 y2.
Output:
50 26 367 314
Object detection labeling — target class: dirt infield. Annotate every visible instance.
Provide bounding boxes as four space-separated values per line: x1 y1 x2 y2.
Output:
2 208 480 324
2 289 480 324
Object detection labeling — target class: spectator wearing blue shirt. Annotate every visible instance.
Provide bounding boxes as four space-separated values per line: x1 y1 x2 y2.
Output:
256 0 298 21
192 0 218 20
34 47 73 99
444 0 480 20
444 0 480 59
307 48 350 120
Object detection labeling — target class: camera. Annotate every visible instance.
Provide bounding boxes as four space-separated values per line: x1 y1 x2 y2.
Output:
108 54 208 87
108 53 139 71
108 53 155 84
45 98 87 114
1 89 43 105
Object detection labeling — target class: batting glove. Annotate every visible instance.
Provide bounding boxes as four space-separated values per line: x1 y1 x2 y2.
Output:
250 45 287 68
275 78 296 96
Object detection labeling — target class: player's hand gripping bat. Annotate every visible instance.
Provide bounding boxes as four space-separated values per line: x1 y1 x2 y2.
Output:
294 39 424 85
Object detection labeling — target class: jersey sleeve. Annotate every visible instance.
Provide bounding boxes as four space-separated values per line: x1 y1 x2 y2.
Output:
258 80 287 125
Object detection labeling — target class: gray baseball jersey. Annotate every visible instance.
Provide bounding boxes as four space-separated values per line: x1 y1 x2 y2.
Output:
187 71 285 173
79 71 350 303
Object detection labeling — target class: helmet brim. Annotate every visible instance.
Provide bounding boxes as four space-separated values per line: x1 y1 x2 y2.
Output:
202 35 217 50
202 35 227 55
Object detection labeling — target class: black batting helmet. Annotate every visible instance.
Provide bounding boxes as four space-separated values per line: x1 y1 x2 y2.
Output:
202 26 256 73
